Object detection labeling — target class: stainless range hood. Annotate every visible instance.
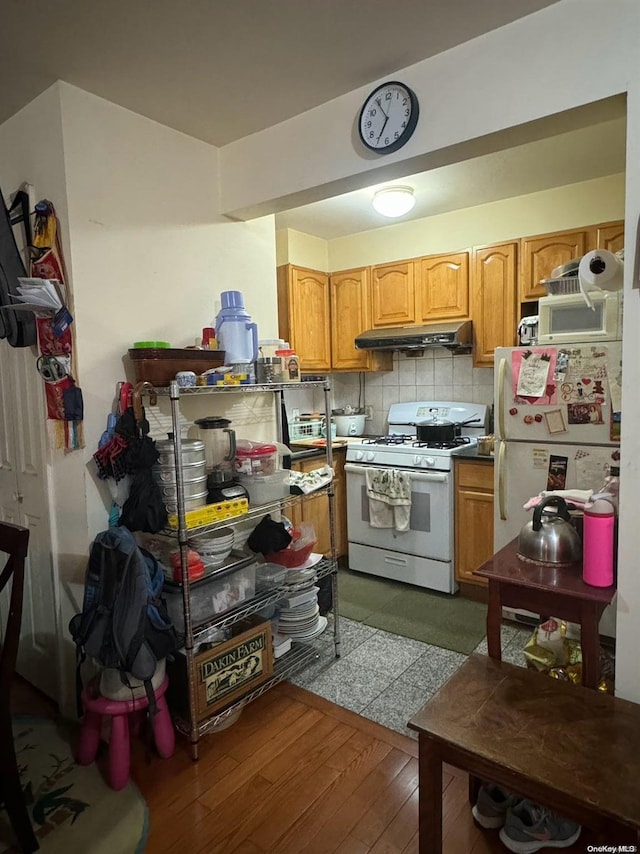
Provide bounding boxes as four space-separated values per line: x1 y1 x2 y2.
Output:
355 320 473 352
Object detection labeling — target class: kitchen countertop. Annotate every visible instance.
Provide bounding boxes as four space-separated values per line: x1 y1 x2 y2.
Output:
453 445 495 462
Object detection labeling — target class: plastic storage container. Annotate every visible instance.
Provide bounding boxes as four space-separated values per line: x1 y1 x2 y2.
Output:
255 562 288 590
163 560 257 631
238 470 289 505
235 441 279 476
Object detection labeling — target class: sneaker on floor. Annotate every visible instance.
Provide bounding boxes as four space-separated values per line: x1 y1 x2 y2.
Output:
471 782 522 829
499 799 581 853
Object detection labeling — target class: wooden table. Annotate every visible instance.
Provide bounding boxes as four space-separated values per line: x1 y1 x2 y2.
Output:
409 654 640 854
473 537 616 689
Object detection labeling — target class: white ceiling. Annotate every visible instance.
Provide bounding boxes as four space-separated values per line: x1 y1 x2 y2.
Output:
2 0 560 147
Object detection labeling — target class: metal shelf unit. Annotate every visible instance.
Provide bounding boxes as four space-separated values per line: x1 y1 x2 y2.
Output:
163 378 340 760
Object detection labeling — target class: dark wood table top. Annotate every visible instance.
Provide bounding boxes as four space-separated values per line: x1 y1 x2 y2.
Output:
473 537 616 604
408 654 640 829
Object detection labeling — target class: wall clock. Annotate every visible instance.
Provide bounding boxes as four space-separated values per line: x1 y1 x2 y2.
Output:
358 81 419 154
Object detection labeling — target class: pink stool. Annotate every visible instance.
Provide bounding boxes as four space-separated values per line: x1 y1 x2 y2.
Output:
77 676 175 790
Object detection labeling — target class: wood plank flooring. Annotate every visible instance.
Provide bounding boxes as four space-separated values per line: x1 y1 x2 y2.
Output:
12 676 630 853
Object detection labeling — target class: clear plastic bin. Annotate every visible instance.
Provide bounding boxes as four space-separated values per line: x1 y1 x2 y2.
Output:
163 560 257 631
239 470 290 505
255 562 287 590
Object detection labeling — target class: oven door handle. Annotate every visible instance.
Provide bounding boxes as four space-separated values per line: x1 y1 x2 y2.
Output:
344 463 448 483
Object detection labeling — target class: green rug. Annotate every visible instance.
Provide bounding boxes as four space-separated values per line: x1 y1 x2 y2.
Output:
0 717 148 854
338 568 488 655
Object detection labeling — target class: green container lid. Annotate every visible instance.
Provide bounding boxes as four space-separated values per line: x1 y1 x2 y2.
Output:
133 340 171 349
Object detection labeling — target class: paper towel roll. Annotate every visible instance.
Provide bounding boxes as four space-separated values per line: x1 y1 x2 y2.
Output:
578 249 624 309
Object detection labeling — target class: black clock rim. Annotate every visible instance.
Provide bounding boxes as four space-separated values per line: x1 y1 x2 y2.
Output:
358 80 419 155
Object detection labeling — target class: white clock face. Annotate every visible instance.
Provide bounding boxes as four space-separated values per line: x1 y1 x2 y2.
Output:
358 82 419 154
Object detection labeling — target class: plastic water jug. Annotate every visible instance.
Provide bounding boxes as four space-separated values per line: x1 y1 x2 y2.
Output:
215 291 258 364
582 498 616 587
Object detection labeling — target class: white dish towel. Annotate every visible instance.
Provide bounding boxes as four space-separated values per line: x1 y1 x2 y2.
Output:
365 468 412 532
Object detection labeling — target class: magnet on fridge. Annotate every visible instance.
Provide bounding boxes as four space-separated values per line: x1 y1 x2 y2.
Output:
523 415 534 424
534 414 543 423
509 407 518 416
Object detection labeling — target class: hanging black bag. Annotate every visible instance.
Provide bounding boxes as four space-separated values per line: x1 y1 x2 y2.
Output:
0 185 36 347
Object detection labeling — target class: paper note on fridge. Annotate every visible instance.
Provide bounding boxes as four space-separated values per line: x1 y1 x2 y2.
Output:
516 351 553 398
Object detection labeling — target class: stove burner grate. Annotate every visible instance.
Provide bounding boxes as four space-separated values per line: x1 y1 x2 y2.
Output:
364 434 413 445
412 437 471 450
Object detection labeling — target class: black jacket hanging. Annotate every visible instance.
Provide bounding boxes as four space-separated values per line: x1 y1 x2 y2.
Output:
0 185 36 347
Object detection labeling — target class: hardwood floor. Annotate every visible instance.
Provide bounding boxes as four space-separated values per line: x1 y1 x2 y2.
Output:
130 682 500 854
12 676 630 852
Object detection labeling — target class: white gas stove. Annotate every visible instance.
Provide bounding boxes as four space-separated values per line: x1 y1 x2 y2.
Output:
345 401 489 594
346 402 489 470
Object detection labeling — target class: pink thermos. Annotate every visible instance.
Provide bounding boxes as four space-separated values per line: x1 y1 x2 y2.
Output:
582 499 616 587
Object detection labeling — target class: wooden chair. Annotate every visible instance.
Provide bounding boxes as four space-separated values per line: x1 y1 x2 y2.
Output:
0 521 39 852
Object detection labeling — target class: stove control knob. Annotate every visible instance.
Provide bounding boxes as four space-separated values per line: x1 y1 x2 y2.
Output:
424 457 436 467
355 451 364 461
413 455 422 466
366 452 376 462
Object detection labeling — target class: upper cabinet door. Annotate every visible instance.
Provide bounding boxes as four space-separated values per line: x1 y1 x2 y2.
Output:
594 220 625 254
416 252 469 322
520 229 588 301
277 265 331 371
471 242 518 367
371 261 416 326
330 268 372 371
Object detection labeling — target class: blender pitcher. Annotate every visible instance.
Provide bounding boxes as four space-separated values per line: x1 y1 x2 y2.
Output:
194 417 237 485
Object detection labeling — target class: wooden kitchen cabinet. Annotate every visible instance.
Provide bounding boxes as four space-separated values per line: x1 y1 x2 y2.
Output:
277 265 331 371
471 242 518 368
371 261 416 327
519 228 589 301
592 220 625 253
415 251 469 322
454 458 494 587
290 449 347 558
330 268 392 373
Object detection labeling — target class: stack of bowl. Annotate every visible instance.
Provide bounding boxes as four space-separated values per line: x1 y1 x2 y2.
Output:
188 527 235 572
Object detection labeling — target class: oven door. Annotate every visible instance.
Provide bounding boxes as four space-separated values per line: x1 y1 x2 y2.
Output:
344 462 453 560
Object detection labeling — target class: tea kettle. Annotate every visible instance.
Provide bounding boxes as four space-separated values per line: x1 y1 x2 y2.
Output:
517 496 582 564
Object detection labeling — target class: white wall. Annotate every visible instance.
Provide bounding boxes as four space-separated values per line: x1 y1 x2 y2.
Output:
0 83 281 715
276 229 329 270
220 0 640 701
328 174 625 270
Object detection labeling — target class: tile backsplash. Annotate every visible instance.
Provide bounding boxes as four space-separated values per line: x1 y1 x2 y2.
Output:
329 352 494 436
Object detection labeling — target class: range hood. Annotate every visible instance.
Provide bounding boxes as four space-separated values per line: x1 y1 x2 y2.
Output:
355 320 473 352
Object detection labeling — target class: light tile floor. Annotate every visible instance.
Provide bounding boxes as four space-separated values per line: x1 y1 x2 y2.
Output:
291 615 533 738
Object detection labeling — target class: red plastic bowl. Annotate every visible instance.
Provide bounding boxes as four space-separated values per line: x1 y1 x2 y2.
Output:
264 540 316 568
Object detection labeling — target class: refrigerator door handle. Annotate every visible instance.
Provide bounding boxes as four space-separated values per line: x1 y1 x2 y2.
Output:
497 440 507 521
497 356 507 440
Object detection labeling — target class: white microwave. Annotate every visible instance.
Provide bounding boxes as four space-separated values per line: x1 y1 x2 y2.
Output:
537 290 623 345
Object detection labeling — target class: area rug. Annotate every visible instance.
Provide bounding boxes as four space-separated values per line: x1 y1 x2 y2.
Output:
338 568 488 655
0 717 148 854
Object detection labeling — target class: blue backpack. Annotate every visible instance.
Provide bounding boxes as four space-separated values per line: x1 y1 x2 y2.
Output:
69 526 180 713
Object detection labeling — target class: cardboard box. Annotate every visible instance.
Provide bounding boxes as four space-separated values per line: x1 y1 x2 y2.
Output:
168 616 273 722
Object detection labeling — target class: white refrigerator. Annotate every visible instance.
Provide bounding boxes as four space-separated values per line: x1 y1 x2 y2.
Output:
493 342 621 635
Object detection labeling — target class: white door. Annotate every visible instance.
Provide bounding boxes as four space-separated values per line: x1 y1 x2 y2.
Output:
0 339 58 699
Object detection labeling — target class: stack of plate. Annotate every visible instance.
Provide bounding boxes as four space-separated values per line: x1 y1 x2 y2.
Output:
277 586 327 641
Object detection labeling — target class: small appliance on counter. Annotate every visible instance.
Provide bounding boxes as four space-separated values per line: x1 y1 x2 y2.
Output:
517 315 539 346
332 405 366 437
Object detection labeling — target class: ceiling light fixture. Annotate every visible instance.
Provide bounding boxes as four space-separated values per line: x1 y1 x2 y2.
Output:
372 186 416 218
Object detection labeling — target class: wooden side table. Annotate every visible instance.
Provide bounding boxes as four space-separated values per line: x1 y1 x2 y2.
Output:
473 537 616 689
409 654 640 854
